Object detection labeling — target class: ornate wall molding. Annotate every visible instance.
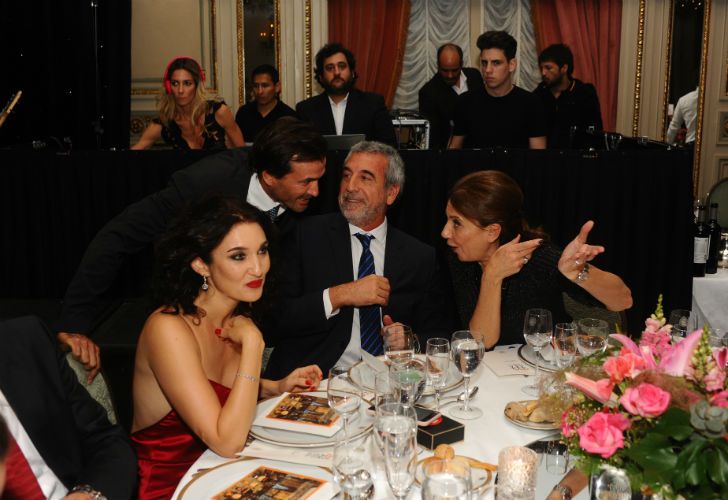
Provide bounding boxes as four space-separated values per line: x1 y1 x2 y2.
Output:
631 0 646 136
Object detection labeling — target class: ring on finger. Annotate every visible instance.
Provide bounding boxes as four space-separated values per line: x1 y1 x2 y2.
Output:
522 256 529 265
575 259 581 266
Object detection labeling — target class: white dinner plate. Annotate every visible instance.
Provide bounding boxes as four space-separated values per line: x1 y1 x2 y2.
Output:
178 457 337 499
250 391 373 448
517 344 559 373
349 354 463 396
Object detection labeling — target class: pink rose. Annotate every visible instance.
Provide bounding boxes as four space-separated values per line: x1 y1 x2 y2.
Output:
577 411 631 458
620 383 671 417
603 351 646 383
712 390 728 408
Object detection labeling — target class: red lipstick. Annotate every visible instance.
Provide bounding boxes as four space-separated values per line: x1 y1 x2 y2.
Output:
246 279 263 289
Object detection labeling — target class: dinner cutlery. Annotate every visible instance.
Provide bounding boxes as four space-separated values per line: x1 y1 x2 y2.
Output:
425 386 479 409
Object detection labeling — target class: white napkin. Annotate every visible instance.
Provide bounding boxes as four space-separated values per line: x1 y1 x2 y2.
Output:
239 439 334 468
360 349 388 372
483 349 534 377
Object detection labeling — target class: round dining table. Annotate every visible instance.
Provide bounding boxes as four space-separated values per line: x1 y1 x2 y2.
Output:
172 345 587 499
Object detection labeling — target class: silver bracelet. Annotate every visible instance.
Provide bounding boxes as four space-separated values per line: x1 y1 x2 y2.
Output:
236 371 260 383
70 484 107 500
573 262 590 283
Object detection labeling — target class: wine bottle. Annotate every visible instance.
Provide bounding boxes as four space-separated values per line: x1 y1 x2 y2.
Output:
706 203 722 274
693 205 709 277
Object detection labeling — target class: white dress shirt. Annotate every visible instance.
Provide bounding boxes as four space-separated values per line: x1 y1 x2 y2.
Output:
0 388 68 499
328 94 349 136
322 219 388 368
452 70 469 95
666 88 698 143
247 172 286 217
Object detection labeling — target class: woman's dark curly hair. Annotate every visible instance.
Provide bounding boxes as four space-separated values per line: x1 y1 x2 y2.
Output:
151 194 277 323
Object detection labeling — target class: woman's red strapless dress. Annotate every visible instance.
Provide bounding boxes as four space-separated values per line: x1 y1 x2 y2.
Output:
131 380 231 500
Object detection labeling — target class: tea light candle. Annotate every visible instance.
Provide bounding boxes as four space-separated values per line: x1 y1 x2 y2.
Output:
497 446 538 499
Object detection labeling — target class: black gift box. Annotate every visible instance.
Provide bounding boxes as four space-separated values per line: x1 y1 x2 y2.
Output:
416 414 465 450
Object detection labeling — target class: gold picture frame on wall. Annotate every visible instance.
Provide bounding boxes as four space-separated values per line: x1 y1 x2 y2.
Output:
718 112 728 144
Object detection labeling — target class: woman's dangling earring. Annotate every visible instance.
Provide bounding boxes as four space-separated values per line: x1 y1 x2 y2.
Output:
202 275 209 291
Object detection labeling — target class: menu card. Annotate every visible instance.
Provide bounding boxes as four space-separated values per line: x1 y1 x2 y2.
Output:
252 393 342 437
483 348 534 377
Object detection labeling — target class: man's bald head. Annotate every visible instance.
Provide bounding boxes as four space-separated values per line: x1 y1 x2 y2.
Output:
437 43 464 86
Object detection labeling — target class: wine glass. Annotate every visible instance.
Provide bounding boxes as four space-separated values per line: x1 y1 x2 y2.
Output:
327 365 362 442
422 457 472 500
383 323 418 364
554 322 577 368
450 331 485 420
374 401 416 454
426 337 450 411
333 436 374 499
383 416 417 499
389 358 426 408
668 309 694 343
522 308 553 396
575 318 608 357
374 371 396 410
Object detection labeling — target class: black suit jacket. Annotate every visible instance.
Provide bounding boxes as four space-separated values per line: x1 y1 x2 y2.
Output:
264 212 455 378
418 67 483 149
58 149 298 334
0 316 136 499
296 89 397 146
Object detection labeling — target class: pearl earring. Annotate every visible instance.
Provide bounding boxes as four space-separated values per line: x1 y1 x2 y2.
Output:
202 276 209 291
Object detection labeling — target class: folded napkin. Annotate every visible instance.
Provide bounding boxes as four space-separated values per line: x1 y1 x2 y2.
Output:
239 439 333 468
360 349 388 372
483 349 534 377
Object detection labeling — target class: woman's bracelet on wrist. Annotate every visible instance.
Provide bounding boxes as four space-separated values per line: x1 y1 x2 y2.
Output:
236 371 260 383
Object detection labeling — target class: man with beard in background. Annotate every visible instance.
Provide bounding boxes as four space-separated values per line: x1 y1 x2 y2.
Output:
296 43 397 146
533 43 603 148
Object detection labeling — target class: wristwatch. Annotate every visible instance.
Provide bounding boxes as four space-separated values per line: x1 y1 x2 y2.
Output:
552 483 573 500
70 484 107 500
574 262 590 283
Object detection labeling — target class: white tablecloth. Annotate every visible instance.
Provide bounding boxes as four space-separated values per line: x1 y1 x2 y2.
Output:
173 346 587 499
692 268 728 331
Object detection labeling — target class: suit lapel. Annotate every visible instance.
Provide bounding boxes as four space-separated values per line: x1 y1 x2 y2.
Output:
329 214 354 283
315 94 337 135
342 90 359 135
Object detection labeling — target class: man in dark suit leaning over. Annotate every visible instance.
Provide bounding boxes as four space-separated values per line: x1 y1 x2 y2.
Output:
0 316 136 499
57 118 327 382
418 43 483 149
265 141 455 378
296 43 397 146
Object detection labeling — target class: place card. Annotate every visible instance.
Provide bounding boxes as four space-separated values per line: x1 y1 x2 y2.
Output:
483 349 534 377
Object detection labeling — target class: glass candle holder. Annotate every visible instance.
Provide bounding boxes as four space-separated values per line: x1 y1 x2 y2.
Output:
497 446 538 500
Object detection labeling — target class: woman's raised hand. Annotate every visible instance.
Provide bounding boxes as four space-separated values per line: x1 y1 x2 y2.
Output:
218 315 265 350
558 220 605 280
484 235 542 281
277 365 324 394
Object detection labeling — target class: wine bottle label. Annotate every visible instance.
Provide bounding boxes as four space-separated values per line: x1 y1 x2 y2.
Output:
694 237 709 263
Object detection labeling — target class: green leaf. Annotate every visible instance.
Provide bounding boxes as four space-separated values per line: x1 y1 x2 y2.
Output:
652 408 693 441
685 449 708 486
709 445 728 486
625 434 677 484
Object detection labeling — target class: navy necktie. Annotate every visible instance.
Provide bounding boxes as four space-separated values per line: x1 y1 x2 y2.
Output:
265 205 279 222
355 233 383 355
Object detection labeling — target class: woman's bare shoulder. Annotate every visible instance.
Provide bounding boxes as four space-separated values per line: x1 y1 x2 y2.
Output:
140 308 197 346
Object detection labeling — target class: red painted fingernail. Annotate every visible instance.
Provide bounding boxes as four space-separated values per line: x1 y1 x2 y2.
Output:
214 328 222 337
305 379 313 385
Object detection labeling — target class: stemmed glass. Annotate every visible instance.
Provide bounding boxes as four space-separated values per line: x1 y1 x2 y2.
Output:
383 323 419 364
333 436 374 499
450 331 485 420
575 318 608 357
422 457 472 500
426 337 450 411
327 365 362 442
522 308 553 396
554 322 577 368
382 414 417 499
374 401 416 454
668 309 694 343
389 358 426 408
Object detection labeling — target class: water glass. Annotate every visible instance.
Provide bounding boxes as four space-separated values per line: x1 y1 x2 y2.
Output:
389 358 426 408
554 322 577 368
522 309 553 396
545 441 569 475
426 337 450 411
333 436 374 499
575 318 609 357
374 371 396 409
668 309 694 343
374 401 416 454
383 420 417 499
589 465 631 500
497 446 538 500
422 457 471 500
383 323 419 364
327 365 362 442
450 331 484 420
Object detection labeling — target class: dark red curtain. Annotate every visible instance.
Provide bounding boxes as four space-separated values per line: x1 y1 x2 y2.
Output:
532 0 622 131
328 0 410 107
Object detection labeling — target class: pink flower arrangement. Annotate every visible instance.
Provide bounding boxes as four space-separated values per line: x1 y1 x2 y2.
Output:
560 296 728 497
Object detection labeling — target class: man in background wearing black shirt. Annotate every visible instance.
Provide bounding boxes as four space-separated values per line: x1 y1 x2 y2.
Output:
235 64 296 142
534 44 603 149
450 31 547 150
